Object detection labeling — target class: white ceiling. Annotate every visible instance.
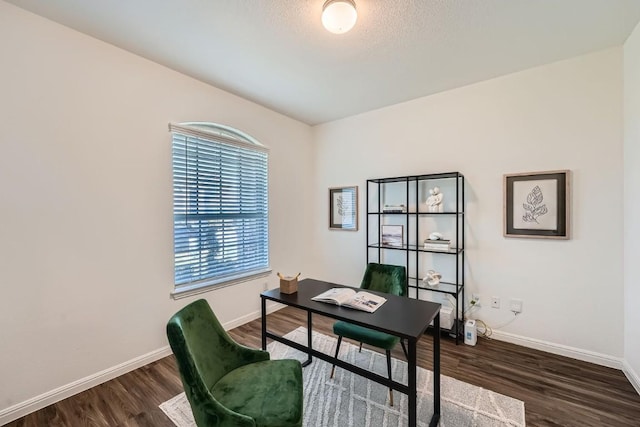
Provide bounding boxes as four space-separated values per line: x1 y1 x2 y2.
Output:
7 0 640 125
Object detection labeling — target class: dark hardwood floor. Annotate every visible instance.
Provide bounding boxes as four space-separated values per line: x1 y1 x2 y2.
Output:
7 306 640 427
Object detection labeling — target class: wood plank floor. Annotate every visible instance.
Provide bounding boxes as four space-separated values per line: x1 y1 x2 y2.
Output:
7 306 640 427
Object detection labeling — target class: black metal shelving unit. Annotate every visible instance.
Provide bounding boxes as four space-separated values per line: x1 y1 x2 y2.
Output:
366 172 465 344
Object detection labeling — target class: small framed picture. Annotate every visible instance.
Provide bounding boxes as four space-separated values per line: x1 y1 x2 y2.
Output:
504 170 570 239
329 186 358 231
381 225 404 247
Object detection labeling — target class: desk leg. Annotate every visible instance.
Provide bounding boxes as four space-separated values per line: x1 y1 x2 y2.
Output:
408 339 417 427
261 297 267 351
303 311 313 367
430 313 441 427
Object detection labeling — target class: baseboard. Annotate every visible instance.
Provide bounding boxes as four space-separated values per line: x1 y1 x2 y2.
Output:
489 330 623 369
0 345 172 425
223 301 285 330
622 359 640 395
0 300 286 425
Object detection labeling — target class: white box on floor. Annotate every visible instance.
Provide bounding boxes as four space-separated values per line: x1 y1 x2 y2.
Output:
429 305 454 330
465 319 477 346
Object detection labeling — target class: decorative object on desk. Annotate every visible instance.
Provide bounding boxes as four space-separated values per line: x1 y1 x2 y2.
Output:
504 170 570 239
426 186 444 212
383 204 406 213
423 270 442 287
278 272 300 294
381 224 403 247
329 186 358 231
312 287 387 313
160 327 526 427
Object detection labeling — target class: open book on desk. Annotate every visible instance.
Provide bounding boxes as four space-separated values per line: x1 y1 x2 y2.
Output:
311 288 387 313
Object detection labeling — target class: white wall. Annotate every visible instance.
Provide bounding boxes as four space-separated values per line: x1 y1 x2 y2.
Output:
624 21 640 392
0 1 314 420
311 48 625 363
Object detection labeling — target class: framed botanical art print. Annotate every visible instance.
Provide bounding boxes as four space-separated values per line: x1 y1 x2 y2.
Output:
329 186 358 231
504 170 570 239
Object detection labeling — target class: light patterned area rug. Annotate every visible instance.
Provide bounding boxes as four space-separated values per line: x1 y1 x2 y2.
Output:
160 327 525 427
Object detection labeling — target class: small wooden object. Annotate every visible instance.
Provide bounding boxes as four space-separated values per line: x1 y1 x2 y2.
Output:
277 272 300 294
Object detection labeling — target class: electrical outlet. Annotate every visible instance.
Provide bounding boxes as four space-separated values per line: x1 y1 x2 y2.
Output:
491 297 500 309
510 298 523 313
470 294 481 307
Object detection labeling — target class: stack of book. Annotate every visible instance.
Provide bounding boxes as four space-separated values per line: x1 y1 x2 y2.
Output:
423 239 450 251
383 204 407 213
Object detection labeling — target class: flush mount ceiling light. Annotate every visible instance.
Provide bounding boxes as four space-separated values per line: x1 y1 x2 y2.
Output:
322 0 357 34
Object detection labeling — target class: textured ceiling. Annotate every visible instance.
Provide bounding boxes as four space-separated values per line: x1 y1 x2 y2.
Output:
6 0 640 125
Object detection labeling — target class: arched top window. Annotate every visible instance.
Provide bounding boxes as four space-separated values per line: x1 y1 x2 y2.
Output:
169 122 270 298
175 122 267 149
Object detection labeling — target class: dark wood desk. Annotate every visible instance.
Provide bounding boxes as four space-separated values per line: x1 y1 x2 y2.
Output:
261 278 441 427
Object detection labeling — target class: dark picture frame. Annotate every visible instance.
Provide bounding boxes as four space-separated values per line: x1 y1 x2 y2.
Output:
329 186 358 231
504 170 570 239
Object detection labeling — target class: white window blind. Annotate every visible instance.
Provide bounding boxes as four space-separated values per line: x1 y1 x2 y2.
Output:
170 123 269 294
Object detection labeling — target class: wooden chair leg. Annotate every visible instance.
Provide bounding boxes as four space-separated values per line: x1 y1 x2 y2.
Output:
386 349 394 406
330 336 343 379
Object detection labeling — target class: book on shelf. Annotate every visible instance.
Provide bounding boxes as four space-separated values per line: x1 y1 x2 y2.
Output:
311 287 387 313
424 245 451 251
423 239 450 250
382 204 407 213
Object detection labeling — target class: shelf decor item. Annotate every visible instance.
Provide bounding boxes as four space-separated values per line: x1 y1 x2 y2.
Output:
381 225 403 247
329 186 358 231
426 186 444 212
424 238 450 251
423 270 442 287
504 170 570 239
383 204 406 213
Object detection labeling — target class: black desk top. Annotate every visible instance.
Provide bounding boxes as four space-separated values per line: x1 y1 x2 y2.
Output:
261 278 441 340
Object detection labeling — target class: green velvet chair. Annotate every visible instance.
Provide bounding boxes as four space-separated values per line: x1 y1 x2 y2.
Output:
166 299 303 427
330 263 407 406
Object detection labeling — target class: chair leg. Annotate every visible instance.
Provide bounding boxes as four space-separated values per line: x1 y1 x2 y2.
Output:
400 339 408 360
330 336 343 379
359 342 363 353
386 349 394 406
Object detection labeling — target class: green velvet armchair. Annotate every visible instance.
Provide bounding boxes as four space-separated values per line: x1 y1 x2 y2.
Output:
330 263 407 406
166 299 303 427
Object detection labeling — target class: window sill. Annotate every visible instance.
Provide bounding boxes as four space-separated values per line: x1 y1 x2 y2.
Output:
171 268 272 300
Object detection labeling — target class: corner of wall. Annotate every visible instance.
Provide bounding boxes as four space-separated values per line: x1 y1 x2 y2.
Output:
623 359 640 395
